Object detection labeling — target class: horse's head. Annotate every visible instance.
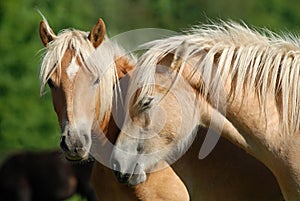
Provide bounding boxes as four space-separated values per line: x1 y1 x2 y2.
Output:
39 19 107 161
111 52 200 185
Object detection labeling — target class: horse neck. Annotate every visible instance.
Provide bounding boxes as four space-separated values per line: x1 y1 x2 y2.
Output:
188 61 284 156
224 83 283 153
171 56 255 152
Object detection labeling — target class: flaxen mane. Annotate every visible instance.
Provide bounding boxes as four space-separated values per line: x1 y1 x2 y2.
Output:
39 18 134 122
39 21 95 93
132 21 300 133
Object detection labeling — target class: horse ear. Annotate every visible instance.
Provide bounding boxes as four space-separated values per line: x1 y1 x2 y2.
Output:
88 18 106 48
39 20 56 47
171 41 188 71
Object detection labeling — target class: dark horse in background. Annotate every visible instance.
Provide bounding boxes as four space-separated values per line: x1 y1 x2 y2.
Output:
0 150 98 201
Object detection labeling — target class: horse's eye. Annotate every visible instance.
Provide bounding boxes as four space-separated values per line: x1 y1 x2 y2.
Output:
47 79 55 89
139 96 154 111
143 98 152 107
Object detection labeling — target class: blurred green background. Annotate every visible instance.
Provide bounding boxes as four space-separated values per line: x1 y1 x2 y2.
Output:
1 0 300 200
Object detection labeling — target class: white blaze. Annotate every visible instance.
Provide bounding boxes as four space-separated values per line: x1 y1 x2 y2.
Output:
66 58 79 81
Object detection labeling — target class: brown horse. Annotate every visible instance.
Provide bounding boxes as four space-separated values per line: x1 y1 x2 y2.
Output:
0 150 97 201
39 17 188 201
111 22 291 200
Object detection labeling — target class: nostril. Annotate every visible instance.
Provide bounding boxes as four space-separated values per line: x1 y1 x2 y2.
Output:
114 171 131 184
60 136 69 152
111 159 133 184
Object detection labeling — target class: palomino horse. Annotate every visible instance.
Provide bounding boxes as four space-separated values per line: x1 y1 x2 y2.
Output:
39 18 284 200
111 22 300 200
0 150 98 201
39 17 189 200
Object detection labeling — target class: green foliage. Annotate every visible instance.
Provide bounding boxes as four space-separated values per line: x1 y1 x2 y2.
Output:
1 0 300 160
0 0 58 158
0 0 300 200
65 194 87 201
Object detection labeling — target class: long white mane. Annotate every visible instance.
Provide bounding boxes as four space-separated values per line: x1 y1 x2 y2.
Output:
39 28 94 93
132 21 300 133
39 19 134 122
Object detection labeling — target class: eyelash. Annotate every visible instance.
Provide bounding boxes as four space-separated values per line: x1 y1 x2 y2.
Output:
139 97 154 111
142 100 152 107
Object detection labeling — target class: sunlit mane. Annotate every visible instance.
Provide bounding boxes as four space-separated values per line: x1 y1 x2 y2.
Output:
39 29 94 93
133 21 300 133
39 19 134 122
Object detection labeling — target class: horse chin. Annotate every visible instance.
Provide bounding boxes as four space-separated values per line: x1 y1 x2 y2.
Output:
64 151 90 162
113 163 147 186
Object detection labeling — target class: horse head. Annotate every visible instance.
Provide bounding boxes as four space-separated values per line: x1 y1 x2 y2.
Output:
39 18 108 161
110 47 200 185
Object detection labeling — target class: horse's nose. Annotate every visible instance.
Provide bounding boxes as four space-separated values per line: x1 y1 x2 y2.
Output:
114 170 131 184
111 158 130 184
60 135 86 157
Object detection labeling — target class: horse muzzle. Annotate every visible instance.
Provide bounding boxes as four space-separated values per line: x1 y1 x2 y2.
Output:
111 158 146 186
60 133 90 161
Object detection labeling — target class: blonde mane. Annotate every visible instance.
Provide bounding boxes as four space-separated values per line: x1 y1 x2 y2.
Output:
39 29 94 93
133 21 300 133
39 20 134 122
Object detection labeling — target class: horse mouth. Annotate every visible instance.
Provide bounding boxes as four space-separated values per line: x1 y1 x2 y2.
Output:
64 151 90 161
113 163 147 186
